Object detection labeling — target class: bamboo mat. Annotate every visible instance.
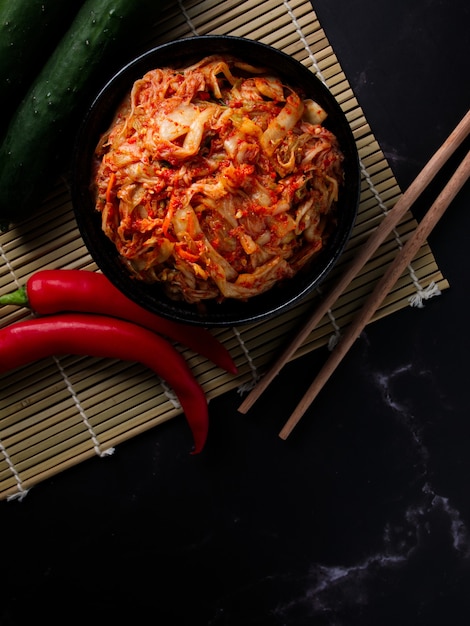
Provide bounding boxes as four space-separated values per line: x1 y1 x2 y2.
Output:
0 0 448 501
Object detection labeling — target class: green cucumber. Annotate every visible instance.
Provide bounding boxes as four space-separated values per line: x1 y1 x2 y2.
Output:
0 0 85 137
0 0 166 229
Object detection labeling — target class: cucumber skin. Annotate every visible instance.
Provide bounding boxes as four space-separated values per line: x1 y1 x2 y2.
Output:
0 0 165 226
0 0 84 138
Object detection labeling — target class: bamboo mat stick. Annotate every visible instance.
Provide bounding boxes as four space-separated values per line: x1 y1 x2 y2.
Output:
279 148 470 439
238 109 470 414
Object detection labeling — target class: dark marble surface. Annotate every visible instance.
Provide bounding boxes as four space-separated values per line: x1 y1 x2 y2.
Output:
2 1 470 624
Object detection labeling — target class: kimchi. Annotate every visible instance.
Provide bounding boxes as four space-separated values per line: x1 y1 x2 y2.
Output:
92 55 345 303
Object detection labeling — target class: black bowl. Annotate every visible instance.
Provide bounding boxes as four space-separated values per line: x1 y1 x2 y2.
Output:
72 35 360 327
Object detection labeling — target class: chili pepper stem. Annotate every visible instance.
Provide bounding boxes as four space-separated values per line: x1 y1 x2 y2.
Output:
0 285 29 307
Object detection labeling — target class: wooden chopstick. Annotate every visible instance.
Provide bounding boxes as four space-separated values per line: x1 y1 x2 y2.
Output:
238 109 470 415
278 147 470 439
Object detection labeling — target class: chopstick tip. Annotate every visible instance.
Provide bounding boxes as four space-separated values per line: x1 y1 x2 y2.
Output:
237 395 255 413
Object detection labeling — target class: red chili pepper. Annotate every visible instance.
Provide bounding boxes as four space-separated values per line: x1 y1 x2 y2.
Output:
0 313 209 454
0 269 237 374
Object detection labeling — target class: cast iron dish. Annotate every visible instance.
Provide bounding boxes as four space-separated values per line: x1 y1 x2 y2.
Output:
72 36 360 326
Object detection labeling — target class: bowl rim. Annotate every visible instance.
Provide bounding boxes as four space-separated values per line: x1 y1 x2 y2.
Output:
72 35 361 327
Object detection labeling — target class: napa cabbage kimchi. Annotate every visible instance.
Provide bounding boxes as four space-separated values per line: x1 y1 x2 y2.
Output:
93 55 345 303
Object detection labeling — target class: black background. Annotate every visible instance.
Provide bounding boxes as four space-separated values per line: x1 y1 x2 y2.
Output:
2 1 470 624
